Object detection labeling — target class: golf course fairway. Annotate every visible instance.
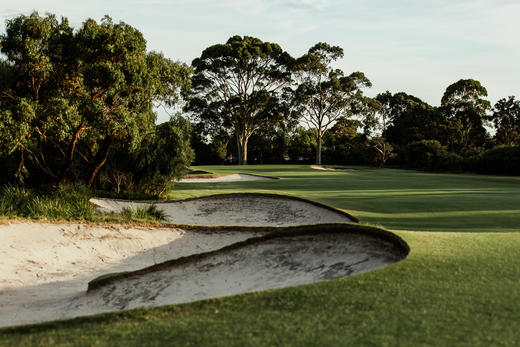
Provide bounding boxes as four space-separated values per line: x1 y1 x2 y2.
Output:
1 165 519 346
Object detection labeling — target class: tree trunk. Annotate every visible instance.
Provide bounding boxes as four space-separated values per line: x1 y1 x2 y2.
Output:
316 131 322 165
238 135 248 165
235 133 242 165
60 118 85 183
87 136 112 188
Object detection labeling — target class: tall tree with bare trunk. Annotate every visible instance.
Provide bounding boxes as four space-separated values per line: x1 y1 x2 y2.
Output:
293 43 371 165
187 36 294 165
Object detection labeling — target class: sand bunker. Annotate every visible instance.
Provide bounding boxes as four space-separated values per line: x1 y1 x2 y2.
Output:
0 221 260 328
310 165 355 171
179 173 275 183
90 193 357 226
0 226 407 327
0 194 408 328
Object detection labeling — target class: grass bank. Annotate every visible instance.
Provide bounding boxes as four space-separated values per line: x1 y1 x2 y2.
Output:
0 185 165 223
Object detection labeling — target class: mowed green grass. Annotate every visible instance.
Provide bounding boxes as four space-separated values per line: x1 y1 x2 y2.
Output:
1 165 519 346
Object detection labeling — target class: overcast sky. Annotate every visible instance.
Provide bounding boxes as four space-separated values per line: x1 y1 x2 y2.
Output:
2 0 519 122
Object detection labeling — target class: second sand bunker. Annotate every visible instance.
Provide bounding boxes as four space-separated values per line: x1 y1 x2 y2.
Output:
90 194 356 226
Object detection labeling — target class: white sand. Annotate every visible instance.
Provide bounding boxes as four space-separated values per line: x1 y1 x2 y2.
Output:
0 221 259 328
1 230 404 327
179 173 273 183
0 195 404 328
310 165 355 171
90 195 354 226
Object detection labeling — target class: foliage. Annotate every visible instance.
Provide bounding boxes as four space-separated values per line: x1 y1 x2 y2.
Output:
402 140 465 172
187 35 295 164
101 116 194 196
440 79 491 151
120 205 167 222
189 122 228 165
489 96 520 146
0 184 95 220
322 118 369 165
287 127 317 163
0 13 192 188
293 42 372 165
474 146 520 175
248 121 297 164
381 92 446 147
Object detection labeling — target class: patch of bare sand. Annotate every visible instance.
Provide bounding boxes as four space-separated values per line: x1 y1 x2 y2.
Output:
310 165 355 171
179 173 274 183
89 194 355 226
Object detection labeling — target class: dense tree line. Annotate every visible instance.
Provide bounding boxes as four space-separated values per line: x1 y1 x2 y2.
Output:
1 12 519 195
0 13 193 194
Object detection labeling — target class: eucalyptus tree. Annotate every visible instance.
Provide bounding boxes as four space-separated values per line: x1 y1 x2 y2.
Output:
0 13 192 187
293 42 371 165
440 79 491 150
489 96 520 146
0 12 76 183
187 35 294 165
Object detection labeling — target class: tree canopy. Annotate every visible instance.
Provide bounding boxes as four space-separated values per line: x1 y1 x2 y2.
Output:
293 42 372 165
0 12 192 189
489 96 520 146
379 92 444 146
187 35 295 165
441 79 491 150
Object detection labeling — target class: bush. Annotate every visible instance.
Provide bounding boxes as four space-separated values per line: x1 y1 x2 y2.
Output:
474 146 520 175
100 116 194 196
403 140 464 171
120 205 167 222
0 184 95 220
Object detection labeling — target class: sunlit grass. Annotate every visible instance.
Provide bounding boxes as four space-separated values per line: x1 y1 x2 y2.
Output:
1 165 519 346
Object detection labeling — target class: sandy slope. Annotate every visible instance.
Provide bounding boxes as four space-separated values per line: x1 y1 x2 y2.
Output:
90 194 354 226
0 222 259 328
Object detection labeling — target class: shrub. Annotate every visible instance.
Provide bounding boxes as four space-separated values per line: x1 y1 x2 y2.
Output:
403 140 464 171
120 205 167 222
0 184 95 220
474 146 520 175
100 116 194 196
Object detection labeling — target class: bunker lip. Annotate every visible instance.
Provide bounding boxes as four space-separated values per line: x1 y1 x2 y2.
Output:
89 192 359 224
179 173 278 182
88 223 409 292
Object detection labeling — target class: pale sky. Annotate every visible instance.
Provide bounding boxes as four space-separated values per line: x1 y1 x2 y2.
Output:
2 0 519 123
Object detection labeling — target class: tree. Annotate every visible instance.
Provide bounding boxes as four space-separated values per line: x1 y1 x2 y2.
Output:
0 13 191 188
287 127 317 163
374 91 398 136
0 12 77 184
489 96 520 146
322 117 368 165
187 36 294 165
293 42 371 165
103 115 194 196
440 79 491 150
381 92 445 147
